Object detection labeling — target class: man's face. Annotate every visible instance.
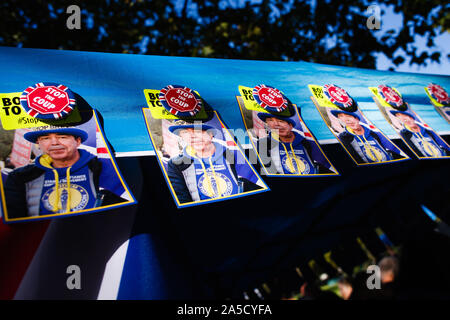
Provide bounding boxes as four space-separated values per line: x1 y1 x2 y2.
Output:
178 128 213 150
395 113 415 127
338 283 353 300
37 133 81 162
265 117 293 137
337 113 361 131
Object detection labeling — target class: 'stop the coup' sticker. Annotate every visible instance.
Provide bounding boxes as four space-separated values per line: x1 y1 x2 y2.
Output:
158 85 203 117
252 84 288 113
20 82 76 120
322 84 356 112
377 84 406 110
426 83 450 106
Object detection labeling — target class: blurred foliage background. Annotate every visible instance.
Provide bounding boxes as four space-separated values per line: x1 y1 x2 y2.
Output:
0 0 448 69
0 128 14 160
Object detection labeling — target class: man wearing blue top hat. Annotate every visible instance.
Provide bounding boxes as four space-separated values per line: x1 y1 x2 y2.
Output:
256 113 332 174
166 120 263 204
4 126 126 219
390 110 450 157
331 109 405 164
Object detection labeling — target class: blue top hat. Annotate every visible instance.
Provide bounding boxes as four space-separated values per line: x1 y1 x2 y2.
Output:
389 110 415 119
330 109 360 121
257 113 296 127
169 123 218 137
24 127 88 143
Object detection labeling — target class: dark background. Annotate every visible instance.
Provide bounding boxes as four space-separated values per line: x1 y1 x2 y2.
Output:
128 135 450 299
1 0 448 70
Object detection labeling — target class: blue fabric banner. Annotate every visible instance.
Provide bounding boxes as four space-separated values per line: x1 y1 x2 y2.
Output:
0 47 448 154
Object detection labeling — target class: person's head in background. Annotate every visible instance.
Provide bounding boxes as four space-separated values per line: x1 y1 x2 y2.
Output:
299 281 320 300
337 276 353 300
378 256 400 284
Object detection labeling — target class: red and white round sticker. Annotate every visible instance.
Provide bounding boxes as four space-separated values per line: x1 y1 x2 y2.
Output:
323 84 356 111
252 85 288 113
427 83 450 106
20 82 76 119
377 84 405 109
158 85 203 117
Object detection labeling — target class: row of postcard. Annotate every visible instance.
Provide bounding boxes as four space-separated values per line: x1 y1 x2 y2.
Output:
0 83 449 223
